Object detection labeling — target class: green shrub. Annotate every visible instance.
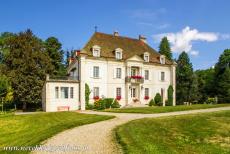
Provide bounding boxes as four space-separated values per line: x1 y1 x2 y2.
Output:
154 93 162 106
165 100 169 106
86 103 94 110
111 99 120 108
206 97 217 104
104 98 113 108
148 99 155 106
85 83 91 108
167 85 173 106
94 99 106 110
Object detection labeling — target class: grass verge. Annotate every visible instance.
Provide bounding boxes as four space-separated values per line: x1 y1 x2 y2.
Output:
115 110 230 154
0 111 114 154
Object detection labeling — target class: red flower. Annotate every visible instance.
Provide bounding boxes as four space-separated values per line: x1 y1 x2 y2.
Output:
93 96 99 100
116 96 121 101
131 76 143 79
144 96 149 100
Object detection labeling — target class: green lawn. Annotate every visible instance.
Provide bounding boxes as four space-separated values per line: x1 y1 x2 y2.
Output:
115 110 230 154
0 112 114 154
105 104 230 114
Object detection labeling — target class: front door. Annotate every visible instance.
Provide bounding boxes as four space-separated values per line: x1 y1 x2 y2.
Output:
131 87 136 98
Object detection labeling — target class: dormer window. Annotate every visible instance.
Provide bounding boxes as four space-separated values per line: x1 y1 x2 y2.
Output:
143 52 149 62
115 48 123 60
92 45 101 57
160 55 165 64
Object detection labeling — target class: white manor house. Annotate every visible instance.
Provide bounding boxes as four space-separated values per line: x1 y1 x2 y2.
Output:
42 31 176 112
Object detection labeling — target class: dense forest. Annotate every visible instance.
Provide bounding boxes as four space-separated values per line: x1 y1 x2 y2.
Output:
0 30 229 111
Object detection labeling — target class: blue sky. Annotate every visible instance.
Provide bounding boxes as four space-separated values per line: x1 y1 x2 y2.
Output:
0 0 230 70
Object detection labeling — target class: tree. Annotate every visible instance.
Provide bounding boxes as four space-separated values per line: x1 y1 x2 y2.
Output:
176 51 194 104
159 37 172 60
4 29 53 110
44 37 65 76
217 67 230 103
195 68 215 102
215 49 230 103
0 75 13 112
167 85 174 106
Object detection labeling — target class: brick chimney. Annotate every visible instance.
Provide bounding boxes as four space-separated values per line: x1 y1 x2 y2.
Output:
114 31 119 36
139 35 147 43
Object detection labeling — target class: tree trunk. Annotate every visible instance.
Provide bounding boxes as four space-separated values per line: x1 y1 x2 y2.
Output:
22 102 27 111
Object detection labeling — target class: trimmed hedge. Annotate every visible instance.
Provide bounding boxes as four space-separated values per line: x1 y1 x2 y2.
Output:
94 98 121 110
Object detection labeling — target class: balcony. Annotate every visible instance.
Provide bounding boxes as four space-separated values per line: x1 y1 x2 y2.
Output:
125 76 144 84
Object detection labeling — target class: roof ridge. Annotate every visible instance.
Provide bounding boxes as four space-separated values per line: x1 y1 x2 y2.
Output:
95 32 141 42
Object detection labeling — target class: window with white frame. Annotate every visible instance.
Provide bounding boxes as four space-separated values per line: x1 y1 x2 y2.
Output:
55 87 59 98
116 88 121 97
115 48 123 60
144 52 149 62
116 68 122 78
92 45 101 57
144 88 149 97
70 87 74 98
93 87 99 97
161 72 165 81
93 66 99 78
160 55 165 64
144 70 149 80
61 87 69 99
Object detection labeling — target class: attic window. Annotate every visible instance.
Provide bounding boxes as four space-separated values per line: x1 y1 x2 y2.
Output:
160 55 165 64
92 45 101 57
115 48 123 60
143 52 149 62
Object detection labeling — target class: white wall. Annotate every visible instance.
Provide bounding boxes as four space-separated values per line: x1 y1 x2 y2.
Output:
43 81 79 112
82 58 175 107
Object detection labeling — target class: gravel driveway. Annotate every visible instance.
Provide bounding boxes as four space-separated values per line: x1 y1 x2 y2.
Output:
32 106 230 154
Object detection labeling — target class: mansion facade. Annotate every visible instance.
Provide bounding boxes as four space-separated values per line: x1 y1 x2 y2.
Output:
42 31 176 112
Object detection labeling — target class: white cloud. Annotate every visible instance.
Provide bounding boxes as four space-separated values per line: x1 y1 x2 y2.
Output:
190 50 199 56
157 23 170 29
153 26 221 56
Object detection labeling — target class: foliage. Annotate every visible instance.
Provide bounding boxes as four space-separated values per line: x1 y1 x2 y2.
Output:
159 37 172 60
205 97 217 104
94 99 106 110
215 49 230 103
111 99 120 108
195 68 215 102
44 37 65 76
0 32 15 64
148 99 155 106
167 85 173 106
0 112 113 153
94 98 120 110
104 98 113 108
154 93 162 106
0 75 13 104
176 52 194 104
85 83 91 109
4 29 53 110
216 67 230 103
